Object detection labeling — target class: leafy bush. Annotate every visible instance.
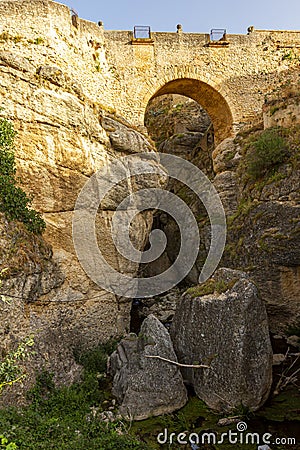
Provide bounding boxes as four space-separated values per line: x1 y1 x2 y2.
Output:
0 342 149 450
74 339 117 375
0 336 34 394
26 369 55 405
0 118 45 234
246 128 289 180
0 434 18 449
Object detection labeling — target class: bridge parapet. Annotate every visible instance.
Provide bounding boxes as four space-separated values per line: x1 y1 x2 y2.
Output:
0 0 299 141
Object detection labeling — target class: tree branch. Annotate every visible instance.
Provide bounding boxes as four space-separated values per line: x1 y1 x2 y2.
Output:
145 355 210 369
0 375 26 392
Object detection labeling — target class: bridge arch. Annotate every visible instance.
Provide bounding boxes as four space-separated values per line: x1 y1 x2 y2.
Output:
144 78 234 144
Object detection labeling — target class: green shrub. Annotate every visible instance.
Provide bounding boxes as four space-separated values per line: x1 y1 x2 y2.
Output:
0 336 34 394
0 118 45 234
74 339 117 375
0 434 18 449
26 369 55 405
0 342 149 450
246 128 289 180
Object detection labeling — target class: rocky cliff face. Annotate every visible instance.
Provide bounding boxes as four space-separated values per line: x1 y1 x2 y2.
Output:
220 128 300 331
1 10 299 409
144 87 300 333
143 95 214 283
0 51 163 403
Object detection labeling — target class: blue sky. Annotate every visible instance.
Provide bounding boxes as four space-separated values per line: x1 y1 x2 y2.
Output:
58 0 300 34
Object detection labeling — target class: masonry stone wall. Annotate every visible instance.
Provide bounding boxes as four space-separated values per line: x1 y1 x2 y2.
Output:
1 0 300 142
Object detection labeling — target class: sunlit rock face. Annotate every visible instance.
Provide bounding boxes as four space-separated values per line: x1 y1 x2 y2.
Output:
0 0 299 407
0 54 167 404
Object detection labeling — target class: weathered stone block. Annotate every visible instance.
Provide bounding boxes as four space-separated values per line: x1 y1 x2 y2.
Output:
170 268 273 412
109 314 188 420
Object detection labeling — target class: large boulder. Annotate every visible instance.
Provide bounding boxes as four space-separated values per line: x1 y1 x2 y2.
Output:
170 268 273 412
212 137 241 174
108 314 188 420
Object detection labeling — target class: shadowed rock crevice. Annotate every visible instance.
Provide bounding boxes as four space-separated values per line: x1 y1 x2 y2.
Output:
143 94 215 284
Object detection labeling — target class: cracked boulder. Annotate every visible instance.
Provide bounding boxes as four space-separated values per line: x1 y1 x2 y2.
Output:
108 314 188 420
170 268 273 412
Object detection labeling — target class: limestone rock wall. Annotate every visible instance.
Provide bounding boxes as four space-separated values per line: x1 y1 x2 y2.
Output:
0 48 162 402
217 123 300 331
263 95 300 129
142 89 300 332
0 0 300 401
142 95 214 284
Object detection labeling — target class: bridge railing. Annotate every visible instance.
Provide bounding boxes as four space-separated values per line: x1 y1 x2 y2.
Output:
210 29 227 41
133 26 151 39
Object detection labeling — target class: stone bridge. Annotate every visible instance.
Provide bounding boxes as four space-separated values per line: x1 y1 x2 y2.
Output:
0 0 299 386
1 0 300 142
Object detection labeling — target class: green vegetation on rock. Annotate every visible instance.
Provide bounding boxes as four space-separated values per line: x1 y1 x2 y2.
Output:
0 339 299 449
0 336 34 394
186 278 238 298
245 127 289 180
0 117 45 234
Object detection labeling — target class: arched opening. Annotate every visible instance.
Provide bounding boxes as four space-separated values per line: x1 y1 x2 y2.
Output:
146 78 233 144
129 82 232 332
144 93 214 177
